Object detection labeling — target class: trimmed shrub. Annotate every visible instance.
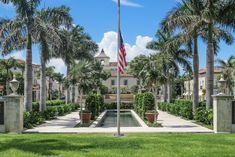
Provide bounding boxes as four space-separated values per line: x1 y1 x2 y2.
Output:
194 101 213 125
85 93 97 120
103 103 134 110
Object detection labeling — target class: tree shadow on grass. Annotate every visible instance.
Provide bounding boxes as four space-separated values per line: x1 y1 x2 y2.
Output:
0 138 95 156
0 136 143 156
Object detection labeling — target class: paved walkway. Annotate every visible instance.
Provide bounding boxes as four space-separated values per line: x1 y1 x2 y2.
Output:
24 110 213 133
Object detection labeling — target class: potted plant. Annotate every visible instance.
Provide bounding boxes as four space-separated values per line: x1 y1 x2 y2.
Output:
145 110 159 123
80 110 92 123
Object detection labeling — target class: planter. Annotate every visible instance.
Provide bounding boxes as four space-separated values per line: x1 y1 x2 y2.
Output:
81 111 92 123
145 112 158 123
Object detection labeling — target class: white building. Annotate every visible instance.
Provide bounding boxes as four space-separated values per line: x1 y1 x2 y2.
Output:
183 67 223 101
95 49 138 93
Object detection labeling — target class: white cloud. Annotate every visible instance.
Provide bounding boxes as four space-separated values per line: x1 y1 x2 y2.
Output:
112 0 143 7
47 58 67 75
98 31 154 62
3 50 25 60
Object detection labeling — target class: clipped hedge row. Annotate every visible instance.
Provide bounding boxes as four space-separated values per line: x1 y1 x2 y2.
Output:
32 100 66 112
85 94 104 120
24 103 79 129
159 100 213 125
103 103 134 110
159 99 193 119
134 92 155 118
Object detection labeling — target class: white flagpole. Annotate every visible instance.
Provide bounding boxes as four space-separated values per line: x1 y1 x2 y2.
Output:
116 0 121 136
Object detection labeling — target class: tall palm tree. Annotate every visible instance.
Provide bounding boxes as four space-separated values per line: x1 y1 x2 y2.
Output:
0 0 40 111
0 57 17 94
147 30 192 102
34 6 72 111
162 0 235 109
53 72 64 100
46 66 55 101
217 56 235 95
56 25 98 103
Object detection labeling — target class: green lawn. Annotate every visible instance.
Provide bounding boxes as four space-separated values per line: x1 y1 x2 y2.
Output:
0 133 235 157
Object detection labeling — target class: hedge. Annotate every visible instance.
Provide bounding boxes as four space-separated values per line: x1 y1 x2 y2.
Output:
24 103 79 129
32 100 66 112
103 103 134 110
134 92 155 118
158 100 213 125
159 99 193 119
194 101 213 125
85 94 104 120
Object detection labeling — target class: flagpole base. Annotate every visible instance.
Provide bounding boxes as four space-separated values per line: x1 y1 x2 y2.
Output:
114 133 125 137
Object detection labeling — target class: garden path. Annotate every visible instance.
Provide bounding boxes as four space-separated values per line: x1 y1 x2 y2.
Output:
24 110 212 133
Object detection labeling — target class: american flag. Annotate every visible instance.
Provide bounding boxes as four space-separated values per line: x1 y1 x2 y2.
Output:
118 32 127 74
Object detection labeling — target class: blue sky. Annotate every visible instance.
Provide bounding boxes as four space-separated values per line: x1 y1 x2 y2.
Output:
0 0 235 74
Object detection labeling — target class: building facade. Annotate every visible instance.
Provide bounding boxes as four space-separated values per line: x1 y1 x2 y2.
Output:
183 67 223 101
95 49 138 93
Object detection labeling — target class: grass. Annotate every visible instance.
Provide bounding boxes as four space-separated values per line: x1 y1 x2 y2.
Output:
0 133 235 157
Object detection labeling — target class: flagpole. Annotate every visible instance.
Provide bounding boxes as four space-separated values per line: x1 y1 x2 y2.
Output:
116 0 121 136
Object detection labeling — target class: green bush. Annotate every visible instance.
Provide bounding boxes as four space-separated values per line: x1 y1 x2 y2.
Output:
142 92 155 112
103 103 134 110
24 103 79 129
46 100 65 106
85 93 97 120
194 102 213 125
159 99 193 120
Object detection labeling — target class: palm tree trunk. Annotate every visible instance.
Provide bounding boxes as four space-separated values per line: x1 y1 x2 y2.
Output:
167 82 171 103
193 33 199 114
72 85 75 103
206 22 214 109
66 64 70 103
40 51 47 112
24 33 33 111
48 78 52 100
163 84 167 102
80 89 83 125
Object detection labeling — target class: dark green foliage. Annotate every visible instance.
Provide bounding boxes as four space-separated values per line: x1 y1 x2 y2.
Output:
103 103 134 110
32 100 66 112
86 93 97 120
142 92 155 112
24 103 79 129
159 100 193 119
133 93 155 118
85 93 104 120
158 100 213 125
100 85 108 95
194 101 213 125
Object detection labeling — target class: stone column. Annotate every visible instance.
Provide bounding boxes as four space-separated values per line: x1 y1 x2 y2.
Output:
212 93 233 133
4 95 24 133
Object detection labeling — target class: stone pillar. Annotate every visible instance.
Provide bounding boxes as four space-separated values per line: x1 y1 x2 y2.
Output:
212 94 233 133
4 95 24 133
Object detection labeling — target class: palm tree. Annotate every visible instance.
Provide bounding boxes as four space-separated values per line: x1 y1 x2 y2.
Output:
34 6 72 111
128 55 149 91
0 57 17 94
0 0 41 111
162 0 235 109
46 66 56 101
53 73 64 100
147 30 192 102
217 56 235 95
56 25 98 103
69 60 93 124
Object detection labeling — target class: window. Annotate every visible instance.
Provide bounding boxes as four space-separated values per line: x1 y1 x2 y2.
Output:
111 80 115 86
124 79 128 86
0 101 4 125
